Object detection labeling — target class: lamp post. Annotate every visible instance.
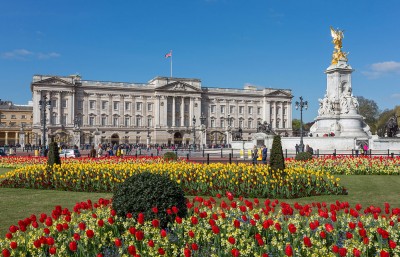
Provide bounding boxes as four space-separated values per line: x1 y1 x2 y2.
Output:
39 95 51 156
200 112 206 150
192 116 196 151
295 96 308 152
146 126 150 146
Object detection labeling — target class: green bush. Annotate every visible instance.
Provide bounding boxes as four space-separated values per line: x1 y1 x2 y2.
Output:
47 141 61 166
163 151 177 161
269 135 285 171
112 172 187 228
295 152 313 161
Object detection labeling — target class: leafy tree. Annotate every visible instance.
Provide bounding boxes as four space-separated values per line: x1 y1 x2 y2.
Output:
292 119 301 136
356 96 380 134
376 106 400 136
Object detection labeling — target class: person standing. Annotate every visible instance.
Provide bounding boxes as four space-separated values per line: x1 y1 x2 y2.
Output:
262 145 268 164
295 144 299 154
252 146 258 165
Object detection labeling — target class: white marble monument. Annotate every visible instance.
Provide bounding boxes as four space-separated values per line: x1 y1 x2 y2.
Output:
309 27 371 138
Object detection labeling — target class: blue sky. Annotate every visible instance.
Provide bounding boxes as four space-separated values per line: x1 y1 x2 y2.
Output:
1 0 399 122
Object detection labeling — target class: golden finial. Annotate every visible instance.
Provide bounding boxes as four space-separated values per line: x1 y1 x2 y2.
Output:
330 26 348 64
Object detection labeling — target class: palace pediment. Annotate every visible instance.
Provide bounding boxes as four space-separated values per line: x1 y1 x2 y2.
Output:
155 81 201 93
33 77 74 86
266 90 293 98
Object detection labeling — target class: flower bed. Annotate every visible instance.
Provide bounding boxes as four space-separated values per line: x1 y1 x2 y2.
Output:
0 161 346 198
1 195 400 256
286 156 400 175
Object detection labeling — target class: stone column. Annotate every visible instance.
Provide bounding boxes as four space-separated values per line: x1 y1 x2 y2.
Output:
181 97 185 127
5 132 8 145
280 102 284 128
82 93 88 126
19 130 25 148
69 92 74 125
172 97 176 127
189 97 194 126
121 95 125 126
46 92 51 128
266 101 271 123
272 101 277 128
155 95 161 127
131 95 136 126
32 90 40 125
58 92 62 125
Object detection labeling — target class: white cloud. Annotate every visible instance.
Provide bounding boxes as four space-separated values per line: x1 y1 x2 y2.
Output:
391 93 400 99
1 49 60 60
362 61 400 79
1 49 33 59
37 52 61 59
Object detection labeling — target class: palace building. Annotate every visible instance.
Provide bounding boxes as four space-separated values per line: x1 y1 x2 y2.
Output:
31 75 293 147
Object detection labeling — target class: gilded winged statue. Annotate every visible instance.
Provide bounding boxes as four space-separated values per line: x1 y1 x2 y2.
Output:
330 26 348 64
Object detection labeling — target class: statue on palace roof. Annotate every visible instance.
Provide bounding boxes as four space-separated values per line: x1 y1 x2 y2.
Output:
330 26 348 64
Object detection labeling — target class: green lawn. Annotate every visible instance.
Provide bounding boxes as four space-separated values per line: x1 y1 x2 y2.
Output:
1 167 400 236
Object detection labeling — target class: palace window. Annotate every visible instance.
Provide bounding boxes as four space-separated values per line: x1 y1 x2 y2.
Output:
248 120 253 128
220 119 225 128
77 100 83 110
211 119 215 128
239 106 244 114
136 116 142 127
21 115 26 119
211 105 216 113
52 100 57 108
220 105 225 114
102 101 108 110
147 103 152 112
136 102 142 111
283 120 286 128
239 119 243 128
11 115 16 119
101 116 107 126
89 101 95 110
113 116 119 126
230 106 235 114
89 116 94 126
61 115 67 125
257 107 262 115
125 117 131 127
113 102 119 111
248 106 253 115
51 114 57 124
62 99 67 108
147 117 152 127
125 102 131 110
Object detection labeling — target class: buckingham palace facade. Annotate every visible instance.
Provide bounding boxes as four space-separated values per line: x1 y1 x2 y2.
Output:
31 75 293 147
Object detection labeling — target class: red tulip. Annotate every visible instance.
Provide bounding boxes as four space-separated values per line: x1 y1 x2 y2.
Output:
285 244 293 256
228 236 236 245
114 238 122 247
10 242 17 249
231 248 240 257
86 229 95 238
49 247 57 255
2 249 10 257
184 248 191 257
135 230 144 241
158 248 165 255
69 241 77 252
188 230 195 238
303 236 312 247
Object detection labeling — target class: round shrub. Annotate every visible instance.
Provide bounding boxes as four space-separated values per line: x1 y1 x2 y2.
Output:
112 172 187 228
295 152 313 161
163 151 177 161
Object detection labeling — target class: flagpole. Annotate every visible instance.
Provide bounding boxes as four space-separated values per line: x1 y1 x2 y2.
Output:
170 51 173 78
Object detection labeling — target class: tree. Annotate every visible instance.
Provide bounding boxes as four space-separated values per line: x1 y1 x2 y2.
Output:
376 106 400 136
356 96 380 134
47 141 61 167
292 119 301 136
269 135 285 172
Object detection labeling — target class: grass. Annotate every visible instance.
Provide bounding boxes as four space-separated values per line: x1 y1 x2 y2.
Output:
1 166 400 236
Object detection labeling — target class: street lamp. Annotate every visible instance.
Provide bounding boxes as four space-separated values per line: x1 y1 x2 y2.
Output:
146 126 150 146
39 95 51 156
192 116 196 151
200 112 206 149
295 96 308 152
